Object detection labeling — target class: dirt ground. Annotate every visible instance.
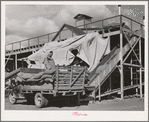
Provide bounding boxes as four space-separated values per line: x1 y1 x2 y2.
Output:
5 95 144 111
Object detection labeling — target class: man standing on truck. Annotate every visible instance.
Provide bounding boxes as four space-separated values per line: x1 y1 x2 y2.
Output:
43 51 55 70
26 51 56 80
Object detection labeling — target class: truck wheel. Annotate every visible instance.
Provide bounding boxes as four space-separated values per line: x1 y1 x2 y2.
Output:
9 92 17 104
34 93 48 108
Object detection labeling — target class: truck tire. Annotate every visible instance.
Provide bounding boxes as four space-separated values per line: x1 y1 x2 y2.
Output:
34 93 48 108
9 92 17 104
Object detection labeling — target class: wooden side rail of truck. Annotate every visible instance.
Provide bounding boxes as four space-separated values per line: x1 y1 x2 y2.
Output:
8 65 89 108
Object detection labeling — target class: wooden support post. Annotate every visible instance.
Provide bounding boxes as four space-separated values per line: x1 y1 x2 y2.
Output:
130 56 133 85
93 90 96 102
120 15 124 100
139 25 143 98
15 54 17 70
98 76 101 102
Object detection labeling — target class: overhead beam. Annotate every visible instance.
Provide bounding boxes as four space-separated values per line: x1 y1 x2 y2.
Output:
123 63 142 68
15 54 17 70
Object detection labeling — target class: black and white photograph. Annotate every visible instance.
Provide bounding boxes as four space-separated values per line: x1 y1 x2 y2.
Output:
1 1 148 121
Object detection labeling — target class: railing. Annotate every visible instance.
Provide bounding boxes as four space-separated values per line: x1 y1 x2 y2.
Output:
55 65 86 91
5 15 144 55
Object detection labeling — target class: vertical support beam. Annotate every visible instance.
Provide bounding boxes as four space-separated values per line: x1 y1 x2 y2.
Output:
130 57 133 85
139 24 143 98
15 54 17 70
120 13 124 99
118 5 121 15
93 90 96 102
98 76 101 102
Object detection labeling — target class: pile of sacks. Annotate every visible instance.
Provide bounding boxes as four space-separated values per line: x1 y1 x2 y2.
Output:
15 69 56 84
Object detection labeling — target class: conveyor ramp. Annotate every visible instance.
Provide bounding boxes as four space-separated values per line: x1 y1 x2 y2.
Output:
85 36 139 96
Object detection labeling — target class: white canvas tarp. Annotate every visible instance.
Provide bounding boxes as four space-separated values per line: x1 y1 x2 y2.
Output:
27 32 110 72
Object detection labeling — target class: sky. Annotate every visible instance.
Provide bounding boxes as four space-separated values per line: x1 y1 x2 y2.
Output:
5 4 145 46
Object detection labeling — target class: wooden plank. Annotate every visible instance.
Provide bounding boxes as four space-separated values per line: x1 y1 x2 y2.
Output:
69 68 85 87
58 71 70 74
57 87 84 90
58 80 83 84
103 30 120 37
58 84 83 87
123 63 142 68
100 84 140 97
20 83 53 91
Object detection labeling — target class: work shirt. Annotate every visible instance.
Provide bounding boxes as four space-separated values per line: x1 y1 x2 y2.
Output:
44 57 55 70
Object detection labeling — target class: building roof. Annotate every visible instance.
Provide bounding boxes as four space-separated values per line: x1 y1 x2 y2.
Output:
74 14 93 21
51 24 85 41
